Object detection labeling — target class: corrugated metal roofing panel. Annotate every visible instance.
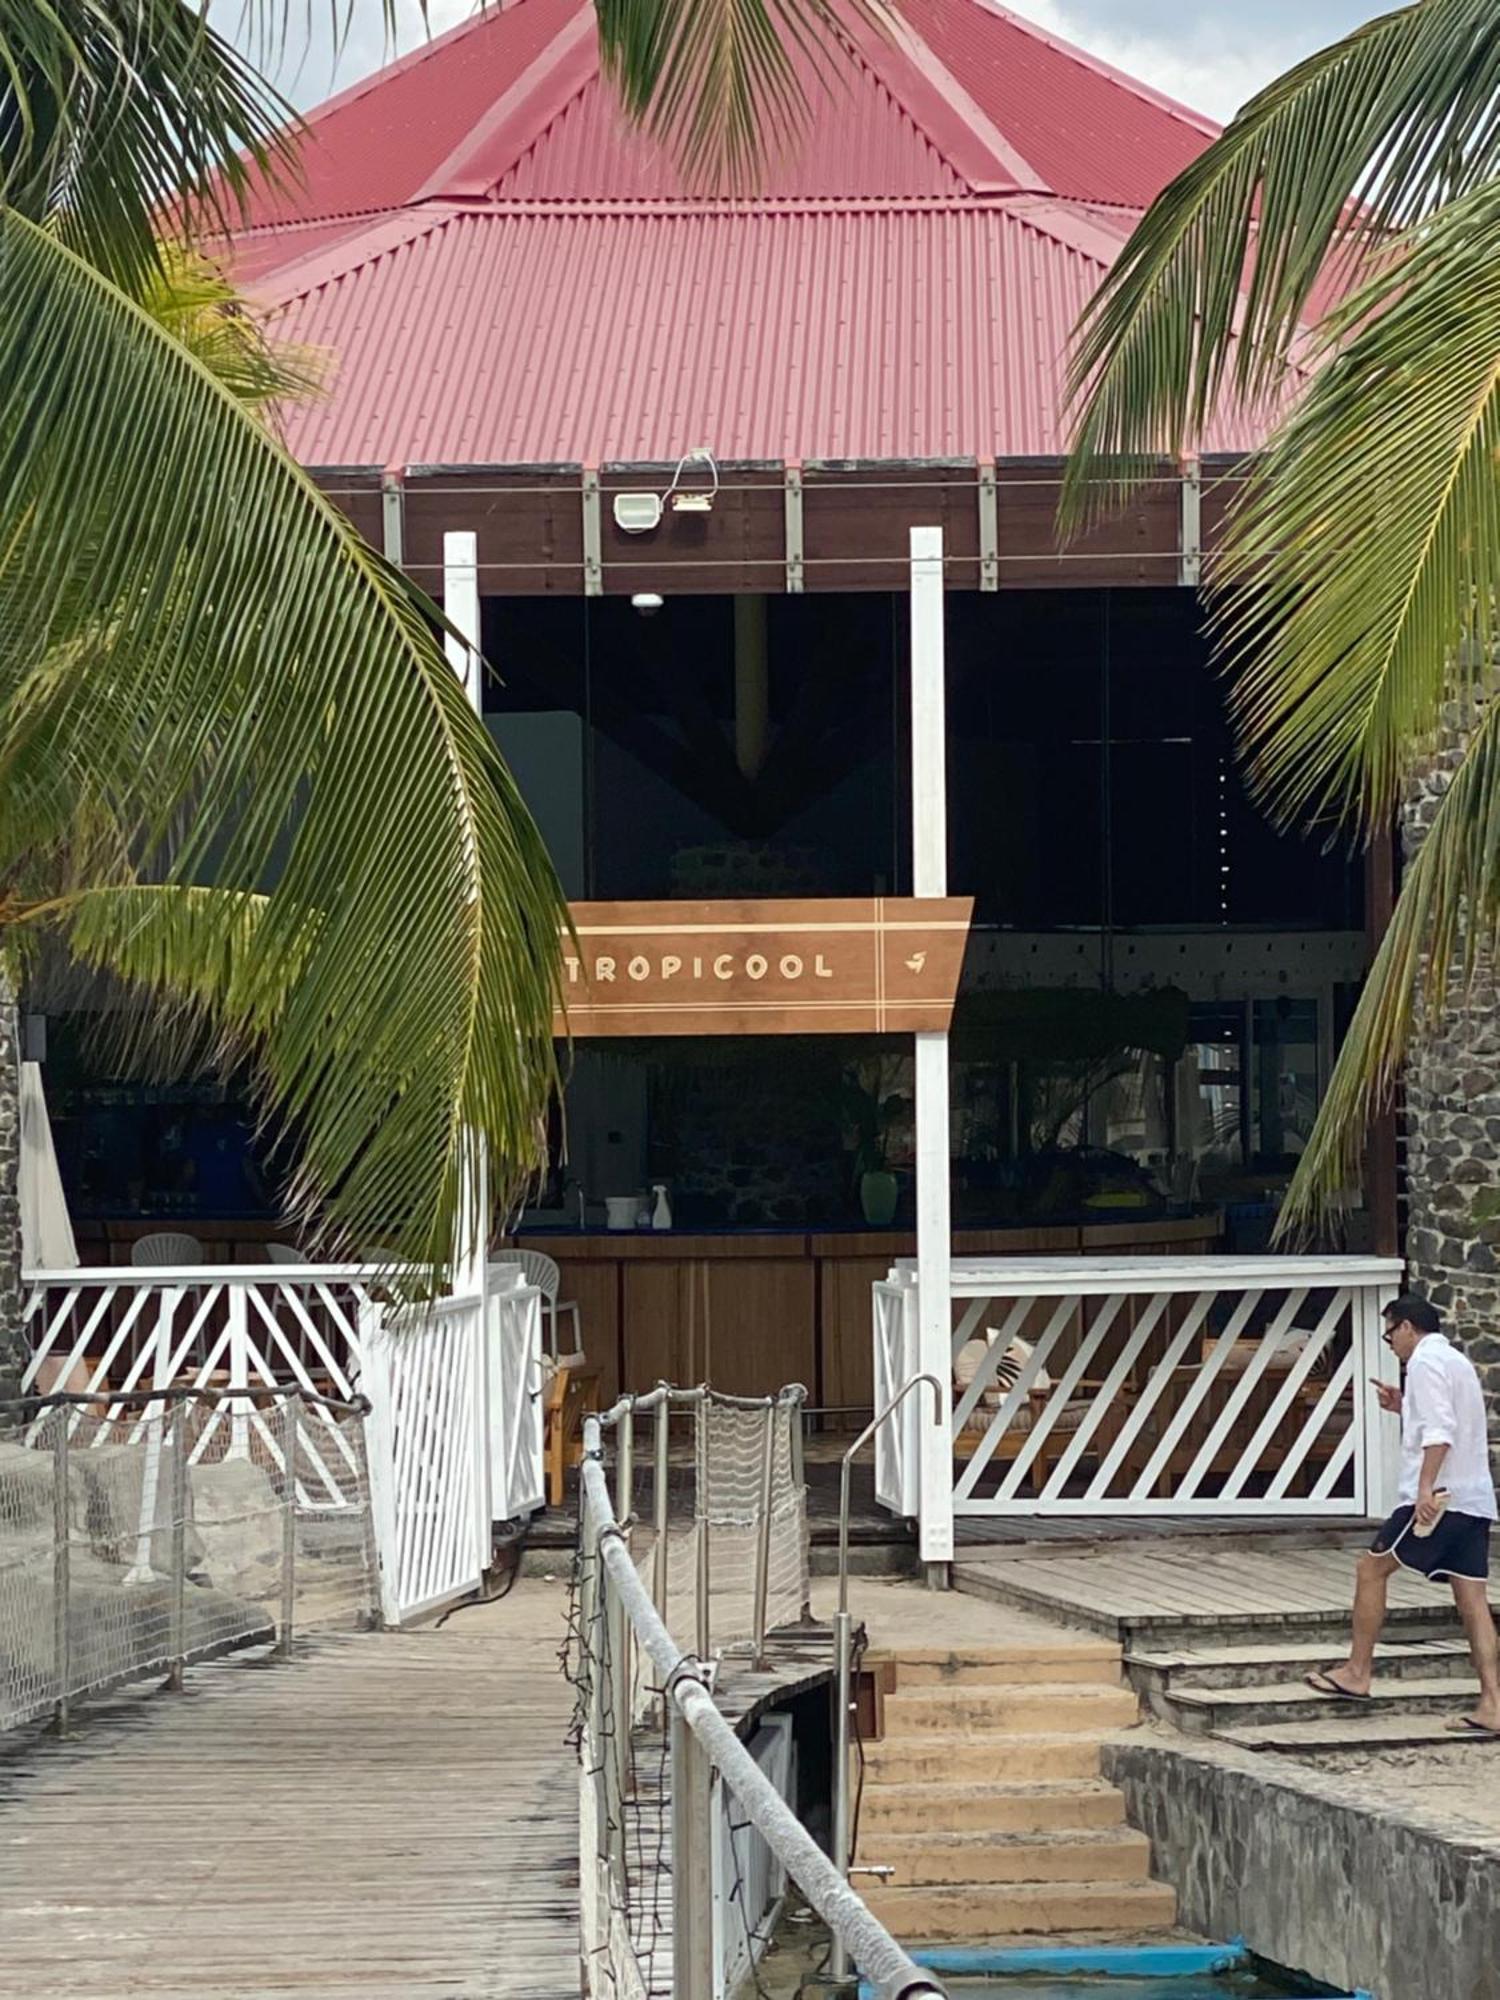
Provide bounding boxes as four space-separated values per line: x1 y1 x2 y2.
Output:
491 63 966 200
244 0 580 227
270 202 1266 467
916 0 1216 205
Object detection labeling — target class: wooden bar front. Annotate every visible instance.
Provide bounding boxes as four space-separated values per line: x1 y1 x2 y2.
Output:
501 1213 1224 1410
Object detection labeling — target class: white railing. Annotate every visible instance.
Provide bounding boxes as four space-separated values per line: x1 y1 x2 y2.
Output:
875 1255 1405 1540
22 1265 546 1627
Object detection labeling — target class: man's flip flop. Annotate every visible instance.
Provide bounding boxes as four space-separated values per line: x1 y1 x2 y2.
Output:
1443 1716 1500 1739
1305 1671 1371 1701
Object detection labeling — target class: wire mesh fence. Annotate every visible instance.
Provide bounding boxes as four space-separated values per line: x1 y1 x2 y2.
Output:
0 1391 378 1734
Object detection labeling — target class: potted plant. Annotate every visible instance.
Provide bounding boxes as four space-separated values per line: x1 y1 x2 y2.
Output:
841 1056 909 1226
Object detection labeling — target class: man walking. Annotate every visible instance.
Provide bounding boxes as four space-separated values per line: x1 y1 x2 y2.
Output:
1307 1293 1500 1736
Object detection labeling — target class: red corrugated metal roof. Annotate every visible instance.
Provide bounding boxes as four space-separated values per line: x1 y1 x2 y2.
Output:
269 197 1270 466
231 0 1246 469
916 0 1216 206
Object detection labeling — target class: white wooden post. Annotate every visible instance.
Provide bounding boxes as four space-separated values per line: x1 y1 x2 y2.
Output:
443 530 493 1543
910 526 954 1568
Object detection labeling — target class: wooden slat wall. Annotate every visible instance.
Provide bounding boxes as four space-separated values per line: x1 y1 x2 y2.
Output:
317 459 1197 598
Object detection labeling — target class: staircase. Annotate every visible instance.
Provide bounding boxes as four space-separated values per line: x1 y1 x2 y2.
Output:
952 1539 1499 1760
1129 1629 1488 1754
854 1640 1178 1941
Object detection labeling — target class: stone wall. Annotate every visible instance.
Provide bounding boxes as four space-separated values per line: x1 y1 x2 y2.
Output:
0 972 23 1400
1401 711 1500 1461
1104 1736 1500 2000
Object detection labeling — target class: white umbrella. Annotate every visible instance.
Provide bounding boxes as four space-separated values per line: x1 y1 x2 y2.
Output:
19 1061 78 1270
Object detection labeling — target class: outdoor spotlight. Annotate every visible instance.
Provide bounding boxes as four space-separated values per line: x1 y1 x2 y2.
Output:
632 592 664 616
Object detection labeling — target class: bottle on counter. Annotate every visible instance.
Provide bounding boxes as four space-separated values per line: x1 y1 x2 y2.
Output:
651 1183 672 1231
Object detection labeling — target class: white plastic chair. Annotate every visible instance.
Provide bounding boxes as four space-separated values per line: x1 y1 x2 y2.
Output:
510 1248 581 1360
131 1230 204 1267
264 1242 304 1265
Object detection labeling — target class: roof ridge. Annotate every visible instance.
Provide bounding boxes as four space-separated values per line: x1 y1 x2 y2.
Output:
852 4 1051 194
967 0 1220 140
277 2 507 135
412 3 598 201
255 204 454 307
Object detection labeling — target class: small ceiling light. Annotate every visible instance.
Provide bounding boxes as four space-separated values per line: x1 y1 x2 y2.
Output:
632 592 664 616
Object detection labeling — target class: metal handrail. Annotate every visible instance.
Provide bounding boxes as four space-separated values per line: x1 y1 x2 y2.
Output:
594 1381 808 1662
831 1373 945 1984
579 1418 945 2000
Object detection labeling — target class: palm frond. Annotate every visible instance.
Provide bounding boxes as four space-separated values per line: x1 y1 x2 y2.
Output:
595 0 884 187
0 204 566 1275
1277 696 1500 1238
1217 178 1500 836
1063 0 1500 522
0 0 295 285
140 242 325 413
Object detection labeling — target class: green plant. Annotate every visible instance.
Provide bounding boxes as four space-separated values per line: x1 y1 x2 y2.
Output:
0 1 862 1283
1063 0 1500 1236
840 1054 909 1179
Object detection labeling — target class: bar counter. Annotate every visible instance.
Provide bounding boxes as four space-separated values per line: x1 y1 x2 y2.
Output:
502 1210 1224 1407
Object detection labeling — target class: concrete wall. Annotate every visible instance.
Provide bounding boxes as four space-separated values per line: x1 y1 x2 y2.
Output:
1103 1737 1500 2000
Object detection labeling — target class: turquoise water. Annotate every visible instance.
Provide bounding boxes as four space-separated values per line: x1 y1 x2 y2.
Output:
951 1979 1324 1999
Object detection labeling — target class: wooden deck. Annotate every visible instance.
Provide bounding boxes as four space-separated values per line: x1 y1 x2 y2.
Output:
954 1540 1499 1645
0 1591 580 2000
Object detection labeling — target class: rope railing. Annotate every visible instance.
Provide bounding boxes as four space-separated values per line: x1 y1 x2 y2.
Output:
574 1393 946 2000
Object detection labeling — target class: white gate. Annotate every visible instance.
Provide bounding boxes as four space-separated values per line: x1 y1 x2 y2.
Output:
490 1279 545 1522
872 1276 920 1517
875 1255 1404 1534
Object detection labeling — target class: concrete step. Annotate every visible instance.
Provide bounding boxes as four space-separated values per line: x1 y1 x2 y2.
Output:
862 1731 1109 1785
857 1777 1126 1838
881 1682 1140 1736
858 1825 1153 1889
862 1877 1178 1940
1218 1710 1500 1755
1169 1675 1482 1736
877 1641 1121 1688
1127 1635 1475 1697
952 1559 1468 1653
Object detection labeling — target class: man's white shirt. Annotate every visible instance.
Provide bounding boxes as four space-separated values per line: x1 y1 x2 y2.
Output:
1398 1332 1498 1521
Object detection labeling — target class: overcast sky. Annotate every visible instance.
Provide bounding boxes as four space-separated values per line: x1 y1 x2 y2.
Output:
244 0 1377 127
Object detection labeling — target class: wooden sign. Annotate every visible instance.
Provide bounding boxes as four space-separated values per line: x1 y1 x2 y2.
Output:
556 898 973 1037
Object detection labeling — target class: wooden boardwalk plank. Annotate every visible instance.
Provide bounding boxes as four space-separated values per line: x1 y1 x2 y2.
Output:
0 1594 580 1999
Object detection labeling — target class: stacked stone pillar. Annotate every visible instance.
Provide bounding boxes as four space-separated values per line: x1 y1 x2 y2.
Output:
1401 707 1500 1468
0 970 22 1400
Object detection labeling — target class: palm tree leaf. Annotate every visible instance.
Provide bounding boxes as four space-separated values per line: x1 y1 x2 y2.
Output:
138 243 325 414
0 204 566 1274
1278 695 1500 1237
0 0 296 286
1216 179 1500 836
1063 0 1500 521
595 0 884 187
